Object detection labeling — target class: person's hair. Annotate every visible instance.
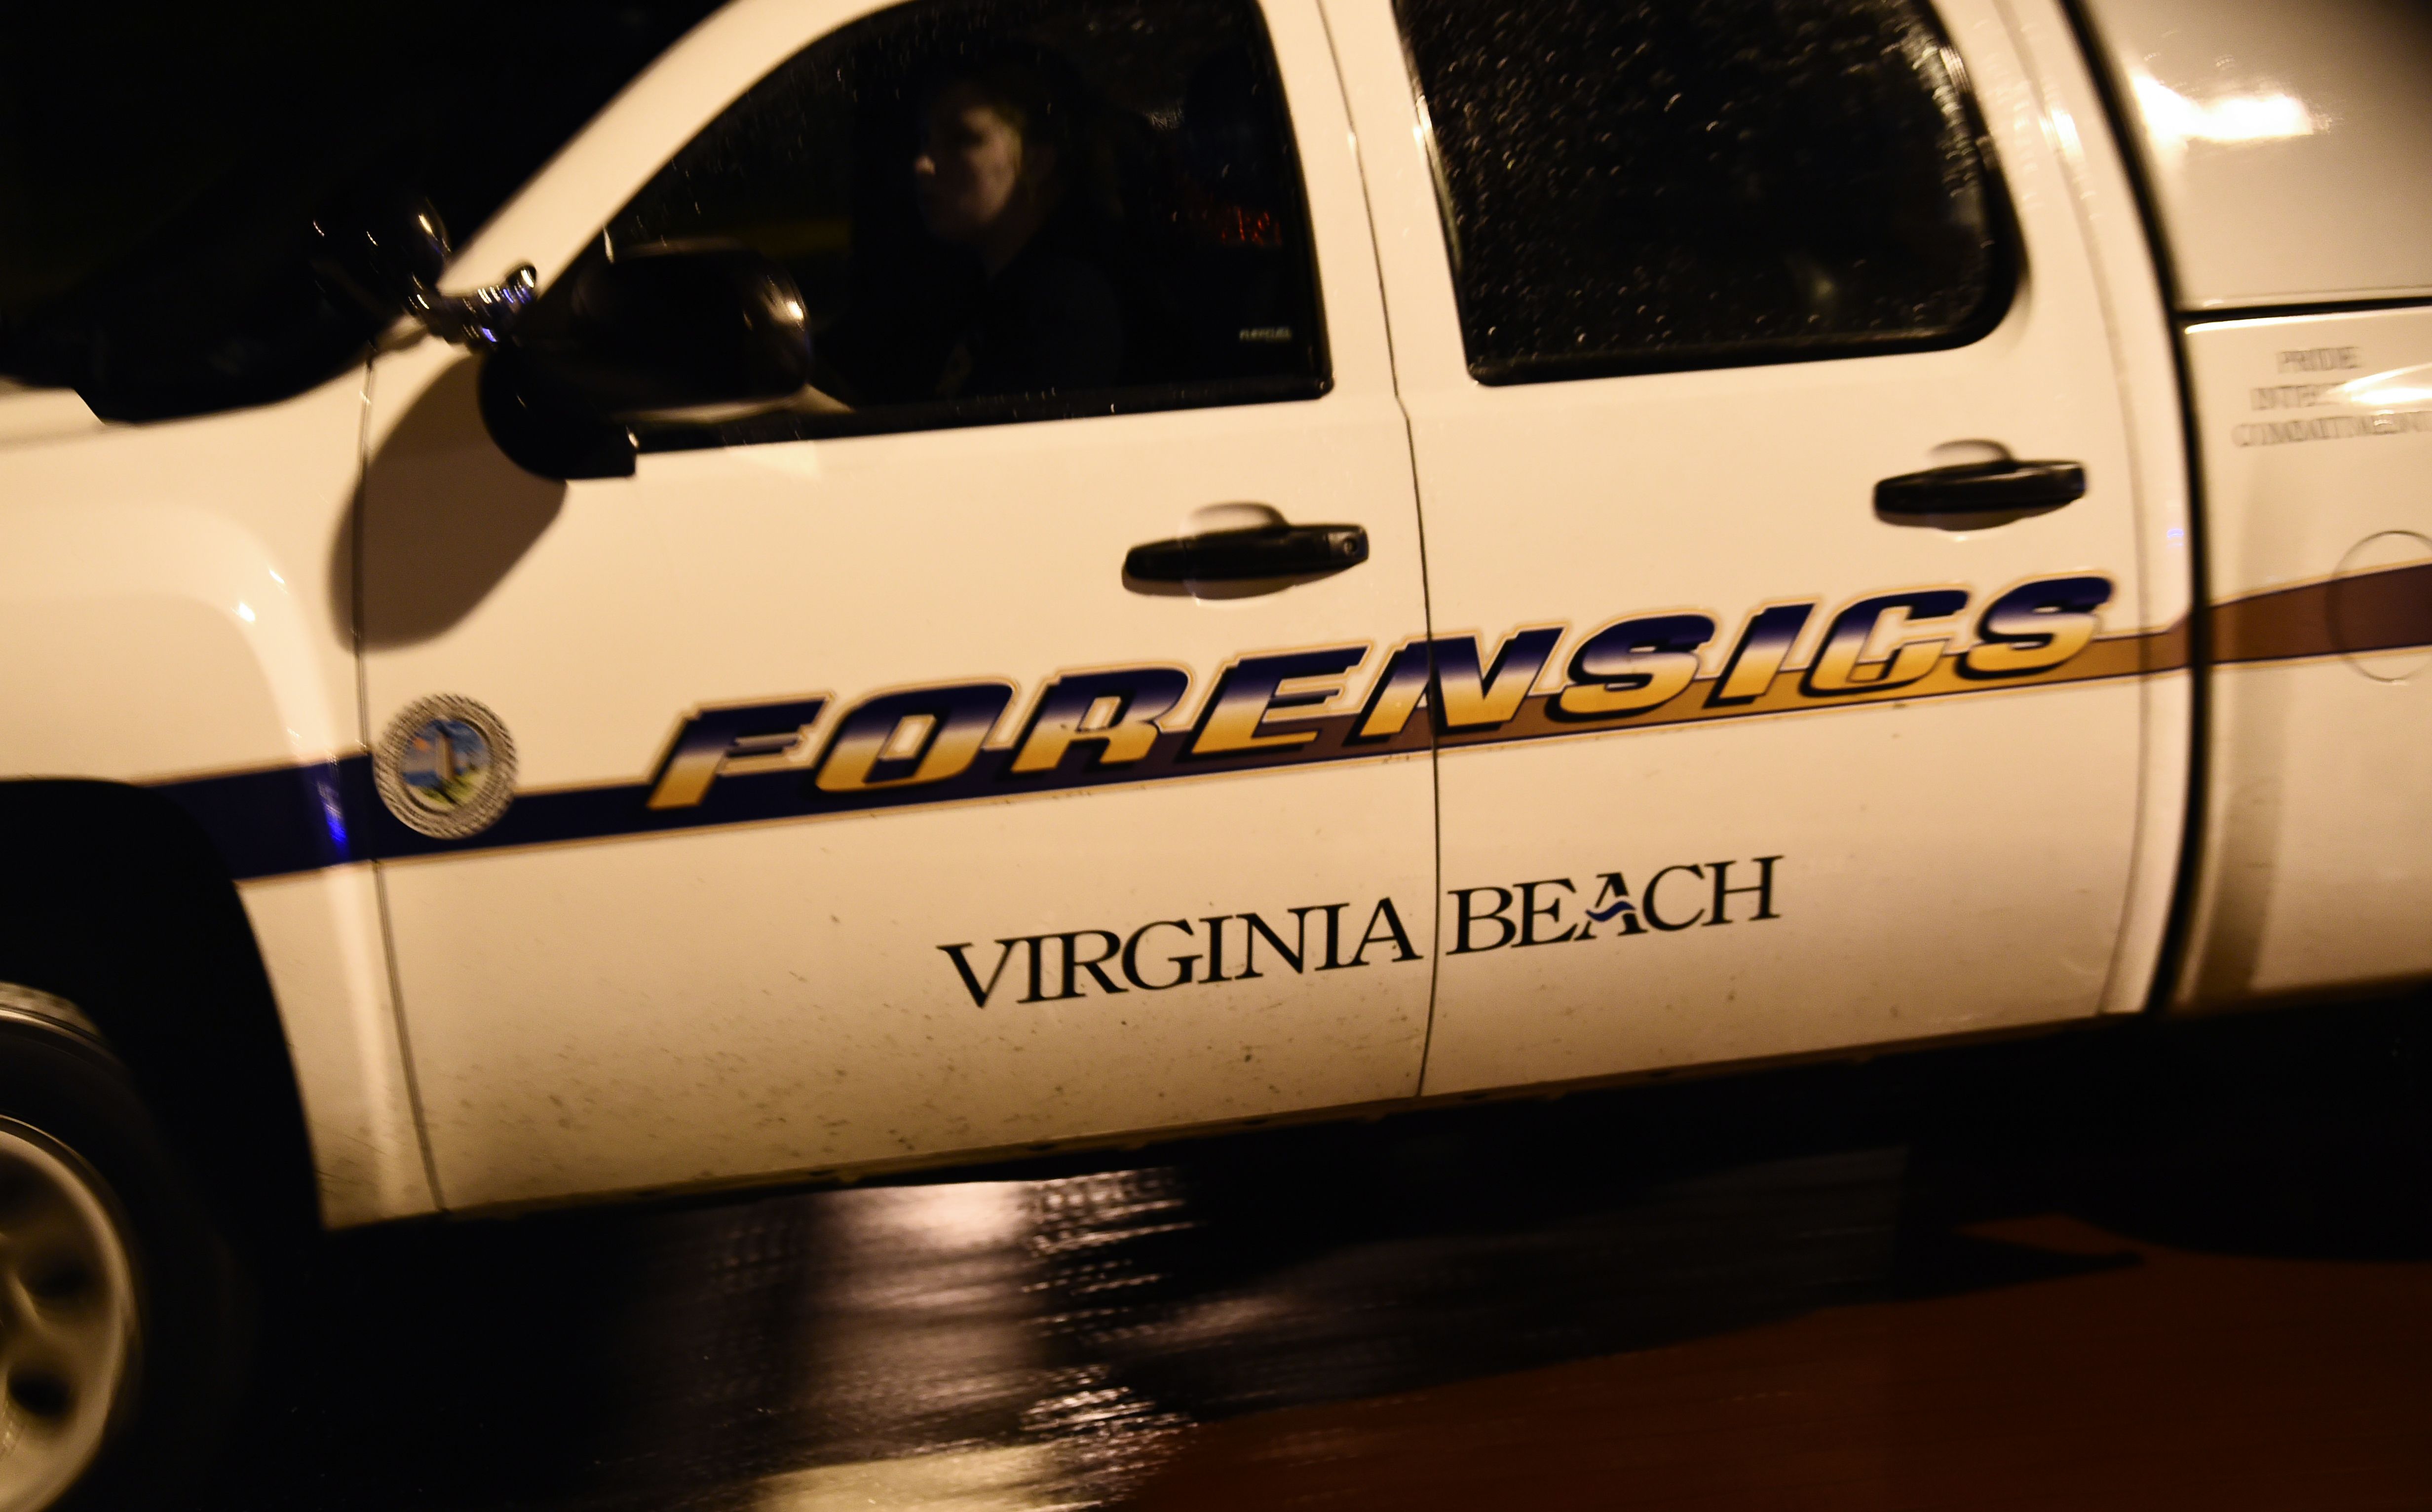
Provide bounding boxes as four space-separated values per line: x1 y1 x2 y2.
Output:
924 53 1066 166
917 47 1121 222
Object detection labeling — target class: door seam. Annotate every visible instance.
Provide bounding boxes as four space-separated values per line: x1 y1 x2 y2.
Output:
351 357 448 1210
1309 0 1444 1098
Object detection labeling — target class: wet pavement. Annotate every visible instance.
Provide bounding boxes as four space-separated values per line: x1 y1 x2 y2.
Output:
190 992 2432 1511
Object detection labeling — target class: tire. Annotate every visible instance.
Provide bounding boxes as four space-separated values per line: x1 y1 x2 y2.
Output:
0 988 252 1511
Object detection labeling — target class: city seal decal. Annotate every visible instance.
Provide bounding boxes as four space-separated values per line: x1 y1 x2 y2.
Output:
375 695 518 839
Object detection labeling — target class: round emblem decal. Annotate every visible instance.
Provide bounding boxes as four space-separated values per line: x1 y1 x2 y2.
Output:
375 695 518 839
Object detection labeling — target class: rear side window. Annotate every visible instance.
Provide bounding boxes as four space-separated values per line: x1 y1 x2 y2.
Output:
1394 0 2014 383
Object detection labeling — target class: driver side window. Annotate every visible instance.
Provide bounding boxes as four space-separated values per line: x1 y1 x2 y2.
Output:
602 0 1327 449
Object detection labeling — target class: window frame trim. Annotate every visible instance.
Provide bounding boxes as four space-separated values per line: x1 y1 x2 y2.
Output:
636 371 1332 452
553 0 1342 454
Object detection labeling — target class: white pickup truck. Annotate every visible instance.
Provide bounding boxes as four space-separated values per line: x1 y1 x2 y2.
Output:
1 0 2426 1499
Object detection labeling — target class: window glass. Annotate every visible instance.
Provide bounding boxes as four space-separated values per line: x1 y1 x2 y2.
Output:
589 0 1326 449
1393 0 2014 383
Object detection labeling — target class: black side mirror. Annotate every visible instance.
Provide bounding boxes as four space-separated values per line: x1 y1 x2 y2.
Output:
314 183 537 346
312 186 451 320
480 242 813 480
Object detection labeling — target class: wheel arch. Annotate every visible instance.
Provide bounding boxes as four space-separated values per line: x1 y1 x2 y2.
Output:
0 779 320 1249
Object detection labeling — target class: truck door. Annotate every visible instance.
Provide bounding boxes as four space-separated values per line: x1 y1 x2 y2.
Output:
356 0 1434 1209
1327 0 2171 1090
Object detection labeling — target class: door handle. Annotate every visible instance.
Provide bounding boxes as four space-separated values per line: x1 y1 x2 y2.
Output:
1124 520 1369 583
1873 459 2085 523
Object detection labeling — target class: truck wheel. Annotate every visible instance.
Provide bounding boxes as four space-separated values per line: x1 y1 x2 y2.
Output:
0 990 250 1512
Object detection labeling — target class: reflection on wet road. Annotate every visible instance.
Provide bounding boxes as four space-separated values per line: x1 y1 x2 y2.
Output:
192 995 2432 1510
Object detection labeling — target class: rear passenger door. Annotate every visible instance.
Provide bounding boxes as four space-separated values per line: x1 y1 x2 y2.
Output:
358 0 1435 1209
1328 0 2161 1088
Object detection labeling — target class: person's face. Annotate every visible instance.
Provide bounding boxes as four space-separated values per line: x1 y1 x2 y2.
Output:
914 83 1027 244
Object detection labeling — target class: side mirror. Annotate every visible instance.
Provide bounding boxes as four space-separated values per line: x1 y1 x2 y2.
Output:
312 186 450 319
480 242 813 481
313 187 534 347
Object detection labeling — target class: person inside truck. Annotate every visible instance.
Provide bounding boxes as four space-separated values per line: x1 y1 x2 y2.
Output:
912 53 1128 399
787 48 1129 412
